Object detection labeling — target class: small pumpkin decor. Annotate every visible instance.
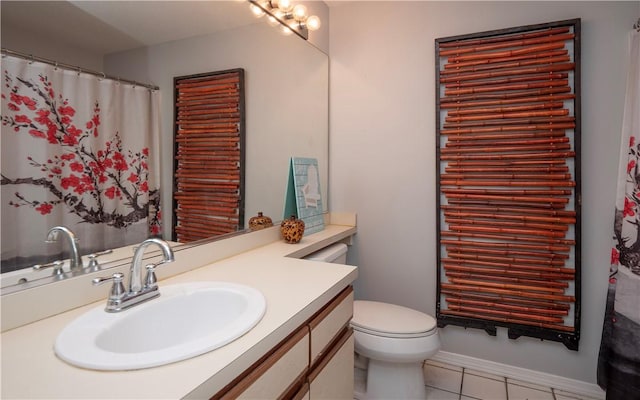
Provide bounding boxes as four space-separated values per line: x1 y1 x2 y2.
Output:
248 212 273 231
280 215 305 244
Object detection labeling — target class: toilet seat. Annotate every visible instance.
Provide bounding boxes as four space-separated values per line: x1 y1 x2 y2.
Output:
351 300 437 338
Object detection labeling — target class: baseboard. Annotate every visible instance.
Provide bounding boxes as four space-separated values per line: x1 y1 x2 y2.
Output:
431 351 605 399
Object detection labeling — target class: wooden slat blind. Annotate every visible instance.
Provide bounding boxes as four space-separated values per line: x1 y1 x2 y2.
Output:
173 69 245 243
435 20 581 350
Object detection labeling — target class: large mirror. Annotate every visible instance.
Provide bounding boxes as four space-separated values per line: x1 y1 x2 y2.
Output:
0 1 328 291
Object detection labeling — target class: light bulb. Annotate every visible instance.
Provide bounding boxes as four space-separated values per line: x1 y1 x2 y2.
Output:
292 4 307 21
276 0 294 12
306 15 321 31
250 4 265 17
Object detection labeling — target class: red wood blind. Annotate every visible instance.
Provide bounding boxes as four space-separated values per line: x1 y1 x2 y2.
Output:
436 20 581 349
173 69 245 242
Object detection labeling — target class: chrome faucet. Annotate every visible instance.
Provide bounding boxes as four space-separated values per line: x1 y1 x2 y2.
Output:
129 238 175 293
93 238 175 312
46 226 82 273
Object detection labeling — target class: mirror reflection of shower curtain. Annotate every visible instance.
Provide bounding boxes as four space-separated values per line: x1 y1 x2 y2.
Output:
597 29 640 399
0 55 161 273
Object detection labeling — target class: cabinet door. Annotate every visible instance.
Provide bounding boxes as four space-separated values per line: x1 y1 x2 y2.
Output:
220 328 309 399
308 329 354 400
309 287 353 365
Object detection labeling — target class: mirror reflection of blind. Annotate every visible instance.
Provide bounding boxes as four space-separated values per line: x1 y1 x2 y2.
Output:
172 69 245 242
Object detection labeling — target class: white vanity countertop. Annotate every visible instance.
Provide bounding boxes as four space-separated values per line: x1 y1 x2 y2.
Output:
0 224 357 399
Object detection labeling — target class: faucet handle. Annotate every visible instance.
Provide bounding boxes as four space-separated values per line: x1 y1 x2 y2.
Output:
143 263 161 290
33 260 65 278
86 249 114 272
92 272 126 302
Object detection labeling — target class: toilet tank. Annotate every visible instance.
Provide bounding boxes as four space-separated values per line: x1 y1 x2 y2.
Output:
304 243 348 264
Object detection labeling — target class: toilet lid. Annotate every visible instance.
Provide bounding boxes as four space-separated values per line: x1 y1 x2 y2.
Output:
351 300 437 337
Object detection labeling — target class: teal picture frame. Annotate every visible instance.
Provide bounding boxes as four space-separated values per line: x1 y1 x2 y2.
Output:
283 157 325 235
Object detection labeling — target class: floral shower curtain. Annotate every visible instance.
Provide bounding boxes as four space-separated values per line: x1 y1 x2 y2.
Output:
1 55 161 273
597 29 640 399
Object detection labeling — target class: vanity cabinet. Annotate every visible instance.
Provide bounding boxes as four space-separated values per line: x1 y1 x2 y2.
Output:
214 286 354 400
224 328 310 399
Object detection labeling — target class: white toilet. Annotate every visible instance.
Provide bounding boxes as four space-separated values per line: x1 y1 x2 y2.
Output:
304 243 441 400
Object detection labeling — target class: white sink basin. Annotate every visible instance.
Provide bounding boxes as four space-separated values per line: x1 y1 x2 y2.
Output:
55 281 266 370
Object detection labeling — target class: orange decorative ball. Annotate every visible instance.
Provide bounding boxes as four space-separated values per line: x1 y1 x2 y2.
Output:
280 215 305 244
248 212 273 231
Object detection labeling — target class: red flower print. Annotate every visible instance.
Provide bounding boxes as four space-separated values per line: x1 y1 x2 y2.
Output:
15 115 31 124
22 96 37 110
611 248 620 265
58 105 75 117
67 125 82 137
29 129 46 139
70 162 84 172
62 134 78 146
104 186 121 199
624 197 636 217
35 203 53 215
74 185 87 195
3 72 160 232
46 124 58 144
10 92 22 104
61 174 80 190
113 152 128 171
81 174 94 188
628 160 636 174
35 109 51 125
630 136 636 148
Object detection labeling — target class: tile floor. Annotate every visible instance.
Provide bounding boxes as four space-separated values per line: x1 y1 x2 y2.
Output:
355 358 600 400
422 360 599 400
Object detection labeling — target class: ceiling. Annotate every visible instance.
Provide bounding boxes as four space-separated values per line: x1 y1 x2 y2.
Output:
1 1 258 56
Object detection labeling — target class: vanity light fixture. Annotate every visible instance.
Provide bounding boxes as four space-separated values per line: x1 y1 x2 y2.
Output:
248 0 321 40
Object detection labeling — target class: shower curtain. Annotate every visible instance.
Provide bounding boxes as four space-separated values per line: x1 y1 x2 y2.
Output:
0 55 161 273
597 30 640 399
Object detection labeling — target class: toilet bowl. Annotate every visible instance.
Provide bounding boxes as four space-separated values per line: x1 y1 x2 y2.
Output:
351 300 440 399
304 243 441 400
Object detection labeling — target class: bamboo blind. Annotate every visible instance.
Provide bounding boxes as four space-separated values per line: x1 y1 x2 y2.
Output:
173 69 245 243
435 20 581 350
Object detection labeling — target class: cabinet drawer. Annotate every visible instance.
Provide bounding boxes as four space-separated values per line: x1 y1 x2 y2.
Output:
221 328 309 399
309 286 353 364
308 328 355 400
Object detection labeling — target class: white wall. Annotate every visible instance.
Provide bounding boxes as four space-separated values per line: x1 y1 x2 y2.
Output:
1 20 104 71
329 1 639 384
